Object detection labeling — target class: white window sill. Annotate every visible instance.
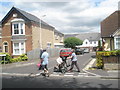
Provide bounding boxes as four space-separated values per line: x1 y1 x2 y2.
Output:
12 34 25 36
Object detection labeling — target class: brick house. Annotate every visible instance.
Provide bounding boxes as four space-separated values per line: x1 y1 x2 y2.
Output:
0 7 64 57
101 10 120 50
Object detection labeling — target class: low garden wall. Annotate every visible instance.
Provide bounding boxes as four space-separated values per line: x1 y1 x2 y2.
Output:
27 48 60 60
96 50 120 69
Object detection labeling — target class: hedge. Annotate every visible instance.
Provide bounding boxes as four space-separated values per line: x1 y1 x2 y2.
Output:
96 50 120 69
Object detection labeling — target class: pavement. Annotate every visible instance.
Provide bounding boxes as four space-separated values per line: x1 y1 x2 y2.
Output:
83 58 120 79
0 56 119 79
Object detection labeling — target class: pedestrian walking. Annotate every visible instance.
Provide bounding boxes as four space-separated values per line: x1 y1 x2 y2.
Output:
38 48 43 70
41 49 49 76
67 49 80 72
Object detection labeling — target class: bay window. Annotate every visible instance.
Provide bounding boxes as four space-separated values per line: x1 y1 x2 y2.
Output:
11 18 25 35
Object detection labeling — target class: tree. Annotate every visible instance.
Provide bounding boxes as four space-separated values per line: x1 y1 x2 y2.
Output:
64 37 83 49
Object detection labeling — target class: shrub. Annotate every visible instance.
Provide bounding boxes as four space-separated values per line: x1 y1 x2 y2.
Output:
116 50 120 55
19 54 28 61
96 54 104 69
0 53 28 64
10 58 19 63
96 50 120 69
0 53 12 64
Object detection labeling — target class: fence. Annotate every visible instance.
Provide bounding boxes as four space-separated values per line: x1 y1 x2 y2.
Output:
27 48 60 60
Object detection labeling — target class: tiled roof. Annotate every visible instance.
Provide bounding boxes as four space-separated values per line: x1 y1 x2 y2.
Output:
14 7 54 29
1 7 63 35
101 11 120 37
76 33 101 41
54 29 64 35
64 34 79 39
65 33 101 41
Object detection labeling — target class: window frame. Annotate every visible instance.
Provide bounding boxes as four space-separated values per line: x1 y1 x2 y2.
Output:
13 42 26 55
47 42 51 48
12 22 25 36
3 42 9 53
114 36 120 49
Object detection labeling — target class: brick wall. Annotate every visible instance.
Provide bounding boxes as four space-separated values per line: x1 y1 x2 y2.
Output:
2 10 33 57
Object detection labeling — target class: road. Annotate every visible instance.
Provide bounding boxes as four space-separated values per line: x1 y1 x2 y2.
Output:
2 52 95 76
1 75 119 89
1 52 119 89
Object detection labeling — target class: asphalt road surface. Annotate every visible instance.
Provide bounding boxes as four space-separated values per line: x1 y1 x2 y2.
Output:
1 52 119 89
1 75 119 89
2 52 95 75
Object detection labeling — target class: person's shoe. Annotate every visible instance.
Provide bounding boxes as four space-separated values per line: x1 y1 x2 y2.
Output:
77 71 80 72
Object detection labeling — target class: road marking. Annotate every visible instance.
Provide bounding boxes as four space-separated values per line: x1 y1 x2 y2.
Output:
50 74 60 76
65 73 74 74
82 69 101 76
82 58 101 76
79 73 88 75
16 63 35 67
0 73 29 76
107 70 119 72
83 58 96 70
64 74 73 76
83 58 92 66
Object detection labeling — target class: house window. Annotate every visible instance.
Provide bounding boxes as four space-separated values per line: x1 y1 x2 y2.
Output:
12 22 25 35
14 24 19 34
86 42 88 44
47 42 51 48
116 38 120 49
3 42 8 53
13 13 17 17
11 18 25 35
20 23 24 34
90 41 92 44
55 34 59 40
13 42 25 55
60 36 63 42
94 41 96 44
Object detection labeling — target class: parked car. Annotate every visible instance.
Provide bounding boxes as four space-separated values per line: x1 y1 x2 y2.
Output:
75 48 84 55
60 48 72 59
83 48 89 53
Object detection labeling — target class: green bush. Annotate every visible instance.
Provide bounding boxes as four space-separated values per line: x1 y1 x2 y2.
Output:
96 54 104 69
116 50 120 55
10 58 19 63
0 53 28 64
19 54 28 61
0 53 12 64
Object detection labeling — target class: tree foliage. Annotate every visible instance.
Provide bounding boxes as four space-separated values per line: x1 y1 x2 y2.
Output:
64 37 83 49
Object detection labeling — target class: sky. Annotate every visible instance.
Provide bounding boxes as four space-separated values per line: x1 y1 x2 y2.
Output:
0 0 119 34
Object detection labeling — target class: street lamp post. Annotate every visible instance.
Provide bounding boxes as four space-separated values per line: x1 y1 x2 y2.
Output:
39 15 46 49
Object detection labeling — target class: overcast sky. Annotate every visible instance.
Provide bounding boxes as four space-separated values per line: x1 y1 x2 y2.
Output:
0 0 119 34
